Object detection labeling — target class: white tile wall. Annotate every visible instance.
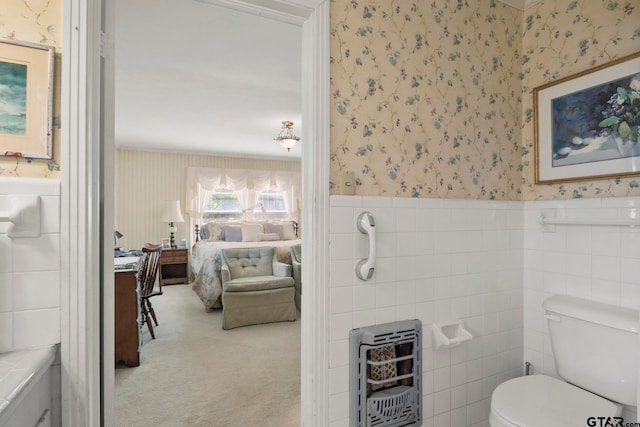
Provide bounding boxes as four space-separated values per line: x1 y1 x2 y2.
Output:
329 195 640 425
329 196 524 427
522 197 640 382
525 197 640 422
0 178 61 353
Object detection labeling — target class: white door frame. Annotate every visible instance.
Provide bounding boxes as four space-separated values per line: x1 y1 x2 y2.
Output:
60 0 107 425
60 0 330 425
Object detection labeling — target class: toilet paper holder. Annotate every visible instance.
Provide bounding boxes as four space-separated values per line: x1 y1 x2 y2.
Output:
431 320 472 351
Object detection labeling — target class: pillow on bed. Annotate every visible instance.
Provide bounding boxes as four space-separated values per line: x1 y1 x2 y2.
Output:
205 222 226 241
241 223 263 242
259 233 281 241
278 222 297 240
199 225 210 240
263 222 282 237
264 221 297 240
243 221 266 228
223 225 242 242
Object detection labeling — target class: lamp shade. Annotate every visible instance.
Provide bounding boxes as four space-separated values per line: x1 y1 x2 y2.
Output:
160 200 185 223
278 138 299 151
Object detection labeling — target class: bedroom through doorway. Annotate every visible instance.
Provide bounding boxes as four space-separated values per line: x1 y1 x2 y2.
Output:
112 0 306 424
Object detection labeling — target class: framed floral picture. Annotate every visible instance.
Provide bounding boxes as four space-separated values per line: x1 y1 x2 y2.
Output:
0 39 54 159
534 52 640 184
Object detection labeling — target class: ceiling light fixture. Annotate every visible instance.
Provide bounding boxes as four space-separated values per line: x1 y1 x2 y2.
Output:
274 120 300 152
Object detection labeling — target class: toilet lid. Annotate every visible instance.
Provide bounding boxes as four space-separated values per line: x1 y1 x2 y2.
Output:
491 375 621 427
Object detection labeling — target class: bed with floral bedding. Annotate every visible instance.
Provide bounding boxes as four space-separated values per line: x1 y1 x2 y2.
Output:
191 220 300 311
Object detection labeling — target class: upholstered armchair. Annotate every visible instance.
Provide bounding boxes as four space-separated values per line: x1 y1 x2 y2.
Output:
220 247 296 329
290 244 301 311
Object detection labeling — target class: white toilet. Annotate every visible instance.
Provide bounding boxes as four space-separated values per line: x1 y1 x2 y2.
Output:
490 295 638 427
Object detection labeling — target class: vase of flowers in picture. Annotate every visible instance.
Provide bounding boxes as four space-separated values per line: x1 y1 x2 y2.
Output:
598 76 640 158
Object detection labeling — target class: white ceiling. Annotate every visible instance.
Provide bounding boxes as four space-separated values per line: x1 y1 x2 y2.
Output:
114 0 303 160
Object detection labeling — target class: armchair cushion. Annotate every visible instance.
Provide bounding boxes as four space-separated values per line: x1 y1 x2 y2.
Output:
223 275 293 292
222 247 274 279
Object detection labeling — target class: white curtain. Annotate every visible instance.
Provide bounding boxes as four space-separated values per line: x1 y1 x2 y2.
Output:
236 188 255 221
186 167 301 239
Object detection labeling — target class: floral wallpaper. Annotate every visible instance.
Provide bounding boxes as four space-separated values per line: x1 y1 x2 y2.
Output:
330 0 523 199
329 0 640 200
520 0 640 199
0 0 62 179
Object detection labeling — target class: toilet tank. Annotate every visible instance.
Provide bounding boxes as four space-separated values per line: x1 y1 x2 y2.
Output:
544 295 639 406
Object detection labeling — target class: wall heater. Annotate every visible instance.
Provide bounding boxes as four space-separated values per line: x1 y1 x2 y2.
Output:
350 319 422 427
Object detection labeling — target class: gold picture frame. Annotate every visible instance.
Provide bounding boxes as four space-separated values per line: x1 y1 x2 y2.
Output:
0 39 54 159
534 52 640 184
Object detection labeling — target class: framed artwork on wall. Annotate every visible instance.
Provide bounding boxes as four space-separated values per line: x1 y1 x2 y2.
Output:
0 39 54 159
534 51 640 184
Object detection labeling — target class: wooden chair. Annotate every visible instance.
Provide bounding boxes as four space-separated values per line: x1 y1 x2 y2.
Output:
137 243 163 339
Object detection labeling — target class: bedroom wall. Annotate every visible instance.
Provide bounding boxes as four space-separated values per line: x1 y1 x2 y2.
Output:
0 0 62 179
115 149 301 250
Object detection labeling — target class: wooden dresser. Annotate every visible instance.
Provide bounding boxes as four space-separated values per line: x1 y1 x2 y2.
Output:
160 248 189 286
114 266 140 367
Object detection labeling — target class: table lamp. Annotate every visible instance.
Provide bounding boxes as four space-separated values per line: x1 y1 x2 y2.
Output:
160 200 184 248
114 230 123 249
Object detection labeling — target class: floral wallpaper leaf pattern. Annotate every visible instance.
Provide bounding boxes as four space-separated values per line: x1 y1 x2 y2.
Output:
519 0 640 199
331 0 524 199
0 0 61 179
330 0 640 200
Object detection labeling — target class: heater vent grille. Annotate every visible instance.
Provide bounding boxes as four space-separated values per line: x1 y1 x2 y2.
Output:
368 385 414 426
350 320 422 427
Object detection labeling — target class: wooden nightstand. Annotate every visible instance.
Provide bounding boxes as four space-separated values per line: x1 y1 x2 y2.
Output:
159 248 189 286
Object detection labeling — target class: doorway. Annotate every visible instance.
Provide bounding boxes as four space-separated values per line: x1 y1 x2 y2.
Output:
59 0 332 426
112 3 304 424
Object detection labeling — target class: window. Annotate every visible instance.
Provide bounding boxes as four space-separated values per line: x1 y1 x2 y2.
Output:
256 189 289 220
203 189 242 221
202 189 289 221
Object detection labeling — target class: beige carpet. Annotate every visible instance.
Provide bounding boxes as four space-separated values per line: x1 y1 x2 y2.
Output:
115 283 301 427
